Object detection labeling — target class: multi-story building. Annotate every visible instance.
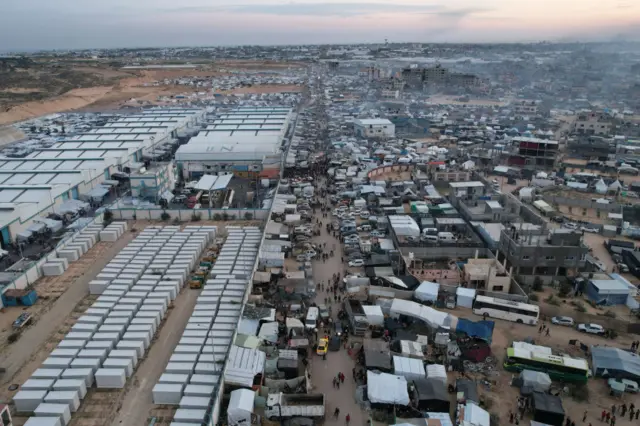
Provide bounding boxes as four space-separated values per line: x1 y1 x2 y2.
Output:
513 100 538 115
504 136 558 170
400 65 480 89
567 135 615 160
573 112 612 136
129 162 176 203
381 89 400 99
353 118 395 139
498 227 589 285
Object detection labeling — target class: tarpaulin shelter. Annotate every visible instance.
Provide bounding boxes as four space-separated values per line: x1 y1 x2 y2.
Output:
455 319 495 343
455 379 479 404
366 371 410 405
456 287 475 308
228 389 255 426
463 401 490 426
412 378 450 413
390 299 456 329
519 370 551 392
532 392 565 426
393 355 426 380
591 346 640 380
414 281 439 303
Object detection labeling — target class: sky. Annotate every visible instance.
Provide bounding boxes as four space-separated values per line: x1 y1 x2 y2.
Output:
1 0 640 50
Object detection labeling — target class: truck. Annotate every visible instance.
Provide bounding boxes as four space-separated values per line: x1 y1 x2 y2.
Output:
605 239 635 255
344 299 369 337
264 393 325 420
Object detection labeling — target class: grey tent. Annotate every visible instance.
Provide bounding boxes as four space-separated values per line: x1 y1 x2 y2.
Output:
591 346 640 380
519 370 551 392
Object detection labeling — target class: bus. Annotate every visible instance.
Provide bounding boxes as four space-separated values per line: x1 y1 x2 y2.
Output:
472 295 539 325
504 347 589 383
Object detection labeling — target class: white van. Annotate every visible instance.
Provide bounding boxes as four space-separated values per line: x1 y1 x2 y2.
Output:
305 307 319 329
422 228 438 236
422 235 438 243
438 232 456 242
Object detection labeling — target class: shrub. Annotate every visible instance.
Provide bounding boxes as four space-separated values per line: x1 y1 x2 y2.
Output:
574 302 587 313
532 277 543 292
558 281 573 298
545 295 560 306
604 310 617 318
608 329 619 339
568 384 589 402
191 213 201 222
528 294 539 302
213 213 222 221
103 209 113 226
160 211 171 221
244 212 253 221
172 217 180 225
222 213 230 221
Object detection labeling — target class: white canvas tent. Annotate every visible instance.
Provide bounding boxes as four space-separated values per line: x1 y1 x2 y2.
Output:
390 299 456 329
362 305 384 326
414 281 439 302
595 179 608 194
366 371 410 405
519 370 551 392
228 389 255 426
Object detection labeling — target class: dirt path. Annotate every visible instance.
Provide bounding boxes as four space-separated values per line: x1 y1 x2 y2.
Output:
0 231 137 397
111 287 201 426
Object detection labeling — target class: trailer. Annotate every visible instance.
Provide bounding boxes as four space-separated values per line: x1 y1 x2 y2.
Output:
264 393 324 420
344 299 368 337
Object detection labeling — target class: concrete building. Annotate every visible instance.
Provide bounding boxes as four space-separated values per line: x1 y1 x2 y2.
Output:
513 100 538 115
505 136 558 170
381 89 400 99
354 119 395 139
573 112 612 136
463 258 512 293
498 227 589 285
175 107 292 180
129 162 176 203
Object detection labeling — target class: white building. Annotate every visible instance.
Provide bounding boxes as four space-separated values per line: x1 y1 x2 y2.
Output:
353 118 395 139
175 107 292 180
573 112 612 136
0 108 204 247
381 89 400 99
129 162 176 203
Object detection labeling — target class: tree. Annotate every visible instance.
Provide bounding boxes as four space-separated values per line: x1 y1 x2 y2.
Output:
244 212 253 221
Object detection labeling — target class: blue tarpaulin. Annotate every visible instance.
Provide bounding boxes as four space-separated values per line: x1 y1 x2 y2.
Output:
455 319 495 343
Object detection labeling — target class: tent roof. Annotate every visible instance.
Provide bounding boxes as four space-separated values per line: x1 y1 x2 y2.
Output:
532 392 564 415
455 319 495 343
367 371 410 405
591 346 640 380
365 349 392 370
228 388 255 415
414 281 439 302
393 356 425 377
455 379 478 403
413 378 448 402
464 402 490 426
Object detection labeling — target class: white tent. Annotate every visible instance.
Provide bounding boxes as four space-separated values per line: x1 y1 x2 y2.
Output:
366 371 410 405
228 389 255 426
456 287 476 308
463 401 490 426
390 299 456 329
362 305 384 326
393 355 426 380
609 180 622 191
595 179 608 194
414 281 439 303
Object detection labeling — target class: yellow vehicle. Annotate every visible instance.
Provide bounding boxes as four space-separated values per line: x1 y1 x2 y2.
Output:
316 337 328 356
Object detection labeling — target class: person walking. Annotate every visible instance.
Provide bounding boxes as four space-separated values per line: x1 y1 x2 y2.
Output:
584 411 588 422
545 328 550 337
345 414 350 425
601 410 606 422
334 407 340 418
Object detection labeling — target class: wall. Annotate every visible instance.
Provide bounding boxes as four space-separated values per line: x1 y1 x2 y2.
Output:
401 246 490 261
543 195 622 213
1 212 105 299
109 208 269 221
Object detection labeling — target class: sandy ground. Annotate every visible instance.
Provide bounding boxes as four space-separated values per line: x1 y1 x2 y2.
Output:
109 288 201 426
0 231 138 400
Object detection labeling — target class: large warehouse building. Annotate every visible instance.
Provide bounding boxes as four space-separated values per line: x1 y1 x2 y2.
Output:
0 108 204 247
175 107 292 179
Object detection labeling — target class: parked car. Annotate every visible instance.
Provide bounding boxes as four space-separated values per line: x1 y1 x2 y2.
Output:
608 378 639 393
581 226 599 233
551 316 575 326
318 304 330 321
316 338 328 355
563 222 579 230
344 235 360 242
577 323 605 335
334 321 344 337
348 259 365 267
357 225 372 232
370 230 386 238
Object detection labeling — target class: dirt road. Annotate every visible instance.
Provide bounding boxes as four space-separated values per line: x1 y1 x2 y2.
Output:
111 287 201 426
308 177 368 426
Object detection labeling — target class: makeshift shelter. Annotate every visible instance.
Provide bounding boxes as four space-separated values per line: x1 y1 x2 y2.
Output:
414 281 439 303
455 379 479 404
390 299 456 329
258 322 279 343
532 392 565 426
456 288 475 308
519 370 551 392
393 356 426 380
426 364 447 383
595 179 608 194
455 319 495 343
228 389 255 426
367 371 410 406
591 346 640 380
362 305 384 326
412 378 450 413
462 401 490 426
609 180 622 192
363 348 392 372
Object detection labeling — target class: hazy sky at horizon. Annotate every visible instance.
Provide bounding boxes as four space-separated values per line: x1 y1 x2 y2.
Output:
2 0 639 50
